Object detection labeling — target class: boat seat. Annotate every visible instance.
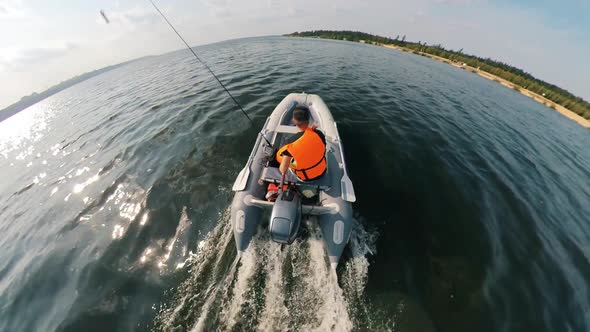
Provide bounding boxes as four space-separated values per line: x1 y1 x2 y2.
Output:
261 167 331 190
271 124 317 149
275 125 299 134
274 123 316 135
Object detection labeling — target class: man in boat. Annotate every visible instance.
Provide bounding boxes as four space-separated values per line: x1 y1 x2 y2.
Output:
276 106 327 181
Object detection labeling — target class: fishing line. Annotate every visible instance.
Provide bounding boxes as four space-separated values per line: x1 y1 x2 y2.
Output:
148 0 273 146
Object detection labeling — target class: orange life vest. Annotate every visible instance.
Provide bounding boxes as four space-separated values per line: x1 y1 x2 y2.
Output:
275 128 327 181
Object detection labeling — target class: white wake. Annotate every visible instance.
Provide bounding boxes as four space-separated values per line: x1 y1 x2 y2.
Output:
153 211 379 332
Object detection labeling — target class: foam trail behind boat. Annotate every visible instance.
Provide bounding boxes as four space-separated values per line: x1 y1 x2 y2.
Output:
153 211 383 331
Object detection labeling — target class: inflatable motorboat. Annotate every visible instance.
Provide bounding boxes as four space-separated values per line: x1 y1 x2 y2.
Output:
230 93 356 268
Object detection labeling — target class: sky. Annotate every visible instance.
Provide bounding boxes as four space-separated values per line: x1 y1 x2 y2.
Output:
0 0 588 109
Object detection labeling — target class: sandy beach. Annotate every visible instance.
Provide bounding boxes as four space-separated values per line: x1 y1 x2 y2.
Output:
380 44 590 129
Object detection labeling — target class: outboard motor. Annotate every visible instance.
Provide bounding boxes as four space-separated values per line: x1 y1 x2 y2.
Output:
269 177 301 244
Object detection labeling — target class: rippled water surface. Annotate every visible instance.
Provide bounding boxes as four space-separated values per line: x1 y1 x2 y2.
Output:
1 36 589 332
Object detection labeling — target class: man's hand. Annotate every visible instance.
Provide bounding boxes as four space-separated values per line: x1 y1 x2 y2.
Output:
279 156 292 175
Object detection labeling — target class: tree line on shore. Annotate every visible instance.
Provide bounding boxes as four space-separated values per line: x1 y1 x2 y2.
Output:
288 30 590 120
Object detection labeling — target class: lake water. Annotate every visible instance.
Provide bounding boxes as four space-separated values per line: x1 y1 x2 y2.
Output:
1 36 589 332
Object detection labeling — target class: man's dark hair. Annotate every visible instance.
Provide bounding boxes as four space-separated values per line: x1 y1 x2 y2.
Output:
293 106 310 124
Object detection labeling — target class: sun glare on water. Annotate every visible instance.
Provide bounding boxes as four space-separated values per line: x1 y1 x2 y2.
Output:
0 103 54 160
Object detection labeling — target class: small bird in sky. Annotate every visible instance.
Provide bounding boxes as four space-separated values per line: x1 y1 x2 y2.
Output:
100 10 110 24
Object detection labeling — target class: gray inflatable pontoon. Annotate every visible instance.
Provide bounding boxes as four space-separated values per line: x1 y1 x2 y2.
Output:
230 93 356 269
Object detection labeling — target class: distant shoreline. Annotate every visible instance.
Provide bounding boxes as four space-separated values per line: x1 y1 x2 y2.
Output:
0 58 139 123
286 31 590 129
379 44 590 129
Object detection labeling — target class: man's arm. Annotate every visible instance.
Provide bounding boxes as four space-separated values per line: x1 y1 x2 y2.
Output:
279 155 292 174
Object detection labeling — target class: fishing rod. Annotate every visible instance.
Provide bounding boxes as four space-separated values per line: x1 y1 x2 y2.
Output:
148 0 273 147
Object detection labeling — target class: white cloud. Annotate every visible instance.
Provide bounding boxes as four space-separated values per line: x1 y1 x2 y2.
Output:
0 0 28 19
0 41 77 70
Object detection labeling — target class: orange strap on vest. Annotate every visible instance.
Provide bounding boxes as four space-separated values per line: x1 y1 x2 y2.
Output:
275 128 327 181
